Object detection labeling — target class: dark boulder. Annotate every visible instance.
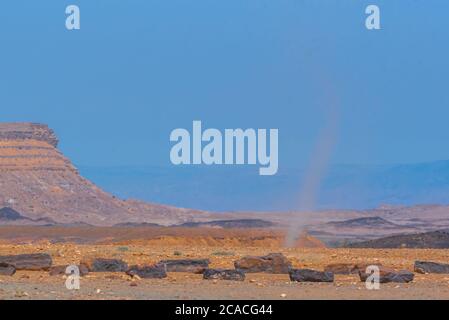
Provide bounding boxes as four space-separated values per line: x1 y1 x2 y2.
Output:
80 258 128 272
0 262 16 276
203 269 245 281
0 253 52 271
359 266 414 283
289 268 334 282
234 253 291 274
159 259 210 273
414 261 449 274
126 264 167 279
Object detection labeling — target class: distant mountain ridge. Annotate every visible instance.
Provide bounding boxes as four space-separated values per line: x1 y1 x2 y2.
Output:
79 160 449 212
325 217 401 229
347 230 449 249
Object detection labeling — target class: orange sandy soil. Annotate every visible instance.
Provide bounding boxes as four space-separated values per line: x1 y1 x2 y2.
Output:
1 227 449 299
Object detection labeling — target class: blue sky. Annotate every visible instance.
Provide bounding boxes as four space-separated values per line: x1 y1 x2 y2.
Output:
1 1 448 169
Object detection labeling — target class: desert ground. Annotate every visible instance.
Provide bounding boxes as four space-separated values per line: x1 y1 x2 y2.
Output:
1 226 449 300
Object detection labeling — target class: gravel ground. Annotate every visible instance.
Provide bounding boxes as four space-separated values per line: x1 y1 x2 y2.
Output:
2 244 449 299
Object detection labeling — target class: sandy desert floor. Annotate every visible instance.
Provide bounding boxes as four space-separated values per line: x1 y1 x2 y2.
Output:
0 226 448 300
2 240 449 300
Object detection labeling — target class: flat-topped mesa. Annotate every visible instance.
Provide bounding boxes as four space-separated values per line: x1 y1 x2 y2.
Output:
0 121 207 226
0 123 58 147
0 123 74 172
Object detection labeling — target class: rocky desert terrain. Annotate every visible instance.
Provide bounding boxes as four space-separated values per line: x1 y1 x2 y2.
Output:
2 122 449 300
0 226 449 300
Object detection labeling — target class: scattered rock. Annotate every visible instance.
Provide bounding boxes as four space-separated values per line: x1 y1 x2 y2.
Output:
130 282 138 287
126 264 167 279
414 261 449 274
358 266 414 283
203 269 245 281
0 262 16 276
234 253 291 274
0 253 52 271
159 259 210 273
289 269 334 282
80 258 128 272
49 265 89 276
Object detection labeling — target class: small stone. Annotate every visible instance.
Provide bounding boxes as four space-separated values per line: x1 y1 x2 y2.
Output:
280 293 287 298
203 269 245 281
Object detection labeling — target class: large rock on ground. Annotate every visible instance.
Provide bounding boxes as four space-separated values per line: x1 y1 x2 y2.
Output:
0 262 16 276
358 266 414 283
80 258 128 272
159 259 210 273
289 268 334 282
0 253 52 271
324 263 382 275
234 253 291 274
126 264 167 279
203 269 245 281
414 261 449 274
49 265 89 276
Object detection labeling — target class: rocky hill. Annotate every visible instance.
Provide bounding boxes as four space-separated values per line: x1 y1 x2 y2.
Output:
346 230 449 248
0 123 212 226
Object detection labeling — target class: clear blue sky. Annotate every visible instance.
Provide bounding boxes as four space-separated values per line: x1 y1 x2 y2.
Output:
1 1 448 168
